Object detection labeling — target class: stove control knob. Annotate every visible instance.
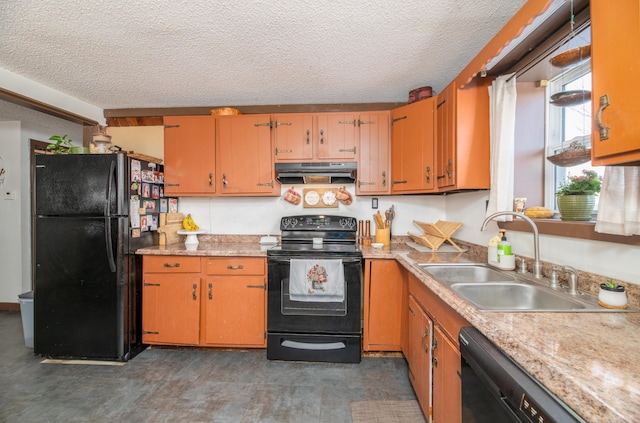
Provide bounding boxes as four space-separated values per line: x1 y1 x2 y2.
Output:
339 218 355 229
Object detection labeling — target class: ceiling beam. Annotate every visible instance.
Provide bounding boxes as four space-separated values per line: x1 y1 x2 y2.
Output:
104 102 406 126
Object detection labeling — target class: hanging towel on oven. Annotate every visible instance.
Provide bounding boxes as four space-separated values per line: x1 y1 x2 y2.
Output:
289 259 345 302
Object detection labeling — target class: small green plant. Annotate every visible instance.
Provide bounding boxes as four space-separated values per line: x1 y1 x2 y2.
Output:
556 169 602 196
605 278 620 289
47 135 73 154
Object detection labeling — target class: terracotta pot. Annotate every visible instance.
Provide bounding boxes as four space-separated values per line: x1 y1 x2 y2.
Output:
557 195 595 221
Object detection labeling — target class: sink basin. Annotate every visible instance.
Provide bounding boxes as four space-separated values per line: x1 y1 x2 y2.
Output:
416 263 637 312
451 282 587 311
419 264 516 283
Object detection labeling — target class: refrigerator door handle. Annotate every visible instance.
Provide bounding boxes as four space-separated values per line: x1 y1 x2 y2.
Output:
105 160 116 217
105 217 117 273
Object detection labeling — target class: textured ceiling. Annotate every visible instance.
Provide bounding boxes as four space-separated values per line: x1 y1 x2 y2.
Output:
0 0 527 110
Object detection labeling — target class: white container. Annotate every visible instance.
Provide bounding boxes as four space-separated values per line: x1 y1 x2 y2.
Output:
598 284 627 309
18 291 34 348
496 254 516 271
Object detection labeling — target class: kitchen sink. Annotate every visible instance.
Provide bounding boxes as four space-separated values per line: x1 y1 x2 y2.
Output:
450 282 587 311
417 263 636 312
419 264 515 283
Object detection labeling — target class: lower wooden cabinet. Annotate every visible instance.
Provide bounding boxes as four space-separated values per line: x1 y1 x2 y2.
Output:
404 271 469 422
142 256 202 345
142 255 266 348
203 257 267 347
432 324 462 423
407 294 433 417
363 259 404 351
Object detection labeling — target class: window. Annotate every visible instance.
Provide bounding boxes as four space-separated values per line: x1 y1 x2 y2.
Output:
545 60 603 211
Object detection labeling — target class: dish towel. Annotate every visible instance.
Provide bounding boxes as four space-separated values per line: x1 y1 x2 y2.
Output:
289 259 345 302
595 166 640 235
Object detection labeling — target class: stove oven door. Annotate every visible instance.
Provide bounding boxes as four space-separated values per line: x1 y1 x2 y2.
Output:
267 255 362 363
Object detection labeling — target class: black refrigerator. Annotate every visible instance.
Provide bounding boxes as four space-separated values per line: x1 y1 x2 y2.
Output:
33 153 166 361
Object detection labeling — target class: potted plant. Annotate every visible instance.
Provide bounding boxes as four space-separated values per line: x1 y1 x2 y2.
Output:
47 135 88 154
47 135 73 154
555 169 602 221
598 278 627 309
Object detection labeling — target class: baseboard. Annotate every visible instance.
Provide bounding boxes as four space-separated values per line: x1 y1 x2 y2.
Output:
0 302 20 311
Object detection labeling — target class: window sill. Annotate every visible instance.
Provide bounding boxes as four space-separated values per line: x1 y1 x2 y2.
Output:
497 219 640 246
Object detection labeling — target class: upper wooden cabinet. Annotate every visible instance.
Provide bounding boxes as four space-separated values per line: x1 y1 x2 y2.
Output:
216 114 279 196
435 79 490 192
590 0 640 165
357 111 391 194
164 115 216 196
391 98 437 193
273 112 358 162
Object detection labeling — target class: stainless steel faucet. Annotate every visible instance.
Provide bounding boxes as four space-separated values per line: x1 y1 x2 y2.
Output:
481 211 543 279
562 265 580 295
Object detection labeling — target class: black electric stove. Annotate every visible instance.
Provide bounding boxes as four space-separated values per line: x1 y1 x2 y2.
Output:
266 215 363 363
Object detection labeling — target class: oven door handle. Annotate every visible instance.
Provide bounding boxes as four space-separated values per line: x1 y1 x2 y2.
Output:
268 257 362 264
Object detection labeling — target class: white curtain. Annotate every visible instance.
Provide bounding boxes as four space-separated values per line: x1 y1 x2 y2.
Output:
485 74 517 221
595 166 640 235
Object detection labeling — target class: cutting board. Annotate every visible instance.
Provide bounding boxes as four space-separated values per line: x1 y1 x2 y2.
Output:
158 212 184 245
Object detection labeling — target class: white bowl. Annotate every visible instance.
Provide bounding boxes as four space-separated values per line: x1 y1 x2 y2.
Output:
371 243 384 249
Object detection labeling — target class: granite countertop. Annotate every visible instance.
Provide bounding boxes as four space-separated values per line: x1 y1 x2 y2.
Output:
137 240 640 422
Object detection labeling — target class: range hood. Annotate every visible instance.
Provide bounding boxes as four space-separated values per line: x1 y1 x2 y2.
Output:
275 162 357 184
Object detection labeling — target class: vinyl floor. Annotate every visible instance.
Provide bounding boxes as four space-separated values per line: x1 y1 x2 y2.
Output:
0 311 418 423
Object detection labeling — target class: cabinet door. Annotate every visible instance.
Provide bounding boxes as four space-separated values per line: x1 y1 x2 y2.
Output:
391 99 436 193
432 325 462 423
216 114 277 195
436 80 490 191
591 0 640 165
142 273 201 345
273 113 314 161
357 112 391 194
363 259 403 351
203 275 266 347
436 83 456 189
316 113 358 160
407 295 433 419
164 115 215 196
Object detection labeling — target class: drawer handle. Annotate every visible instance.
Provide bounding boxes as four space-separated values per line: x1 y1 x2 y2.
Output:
421 327 430 351
163 263 181 268
408 304 415 316
144 282 160 287
227 264 244 270
247 284 265 289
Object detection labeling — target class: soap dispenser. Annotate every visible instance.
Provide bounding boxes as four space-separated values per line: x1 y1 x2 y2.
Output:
497 230 515 270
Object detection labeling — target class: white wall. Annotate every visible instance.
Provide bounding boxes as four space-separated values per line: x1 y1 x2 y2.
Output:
0 99 84 303
447 191 640 285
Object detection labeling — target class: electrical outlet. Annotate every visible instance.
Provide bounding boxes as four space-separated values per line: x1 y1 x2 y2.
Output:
4 190 16 200
372 198 378 209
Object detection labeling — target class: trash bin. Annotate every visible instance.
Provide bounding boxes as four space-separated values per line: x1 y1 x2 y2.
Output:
18 291 34 348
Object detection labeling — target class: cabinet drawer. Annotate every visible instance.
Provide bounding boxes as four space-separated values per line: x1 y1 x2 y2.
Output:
143 256 201 273
205 257 265 275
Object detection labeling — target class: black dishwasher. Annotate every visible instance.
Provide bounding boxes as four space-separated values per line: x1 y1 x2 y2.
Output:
459 327 586 423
